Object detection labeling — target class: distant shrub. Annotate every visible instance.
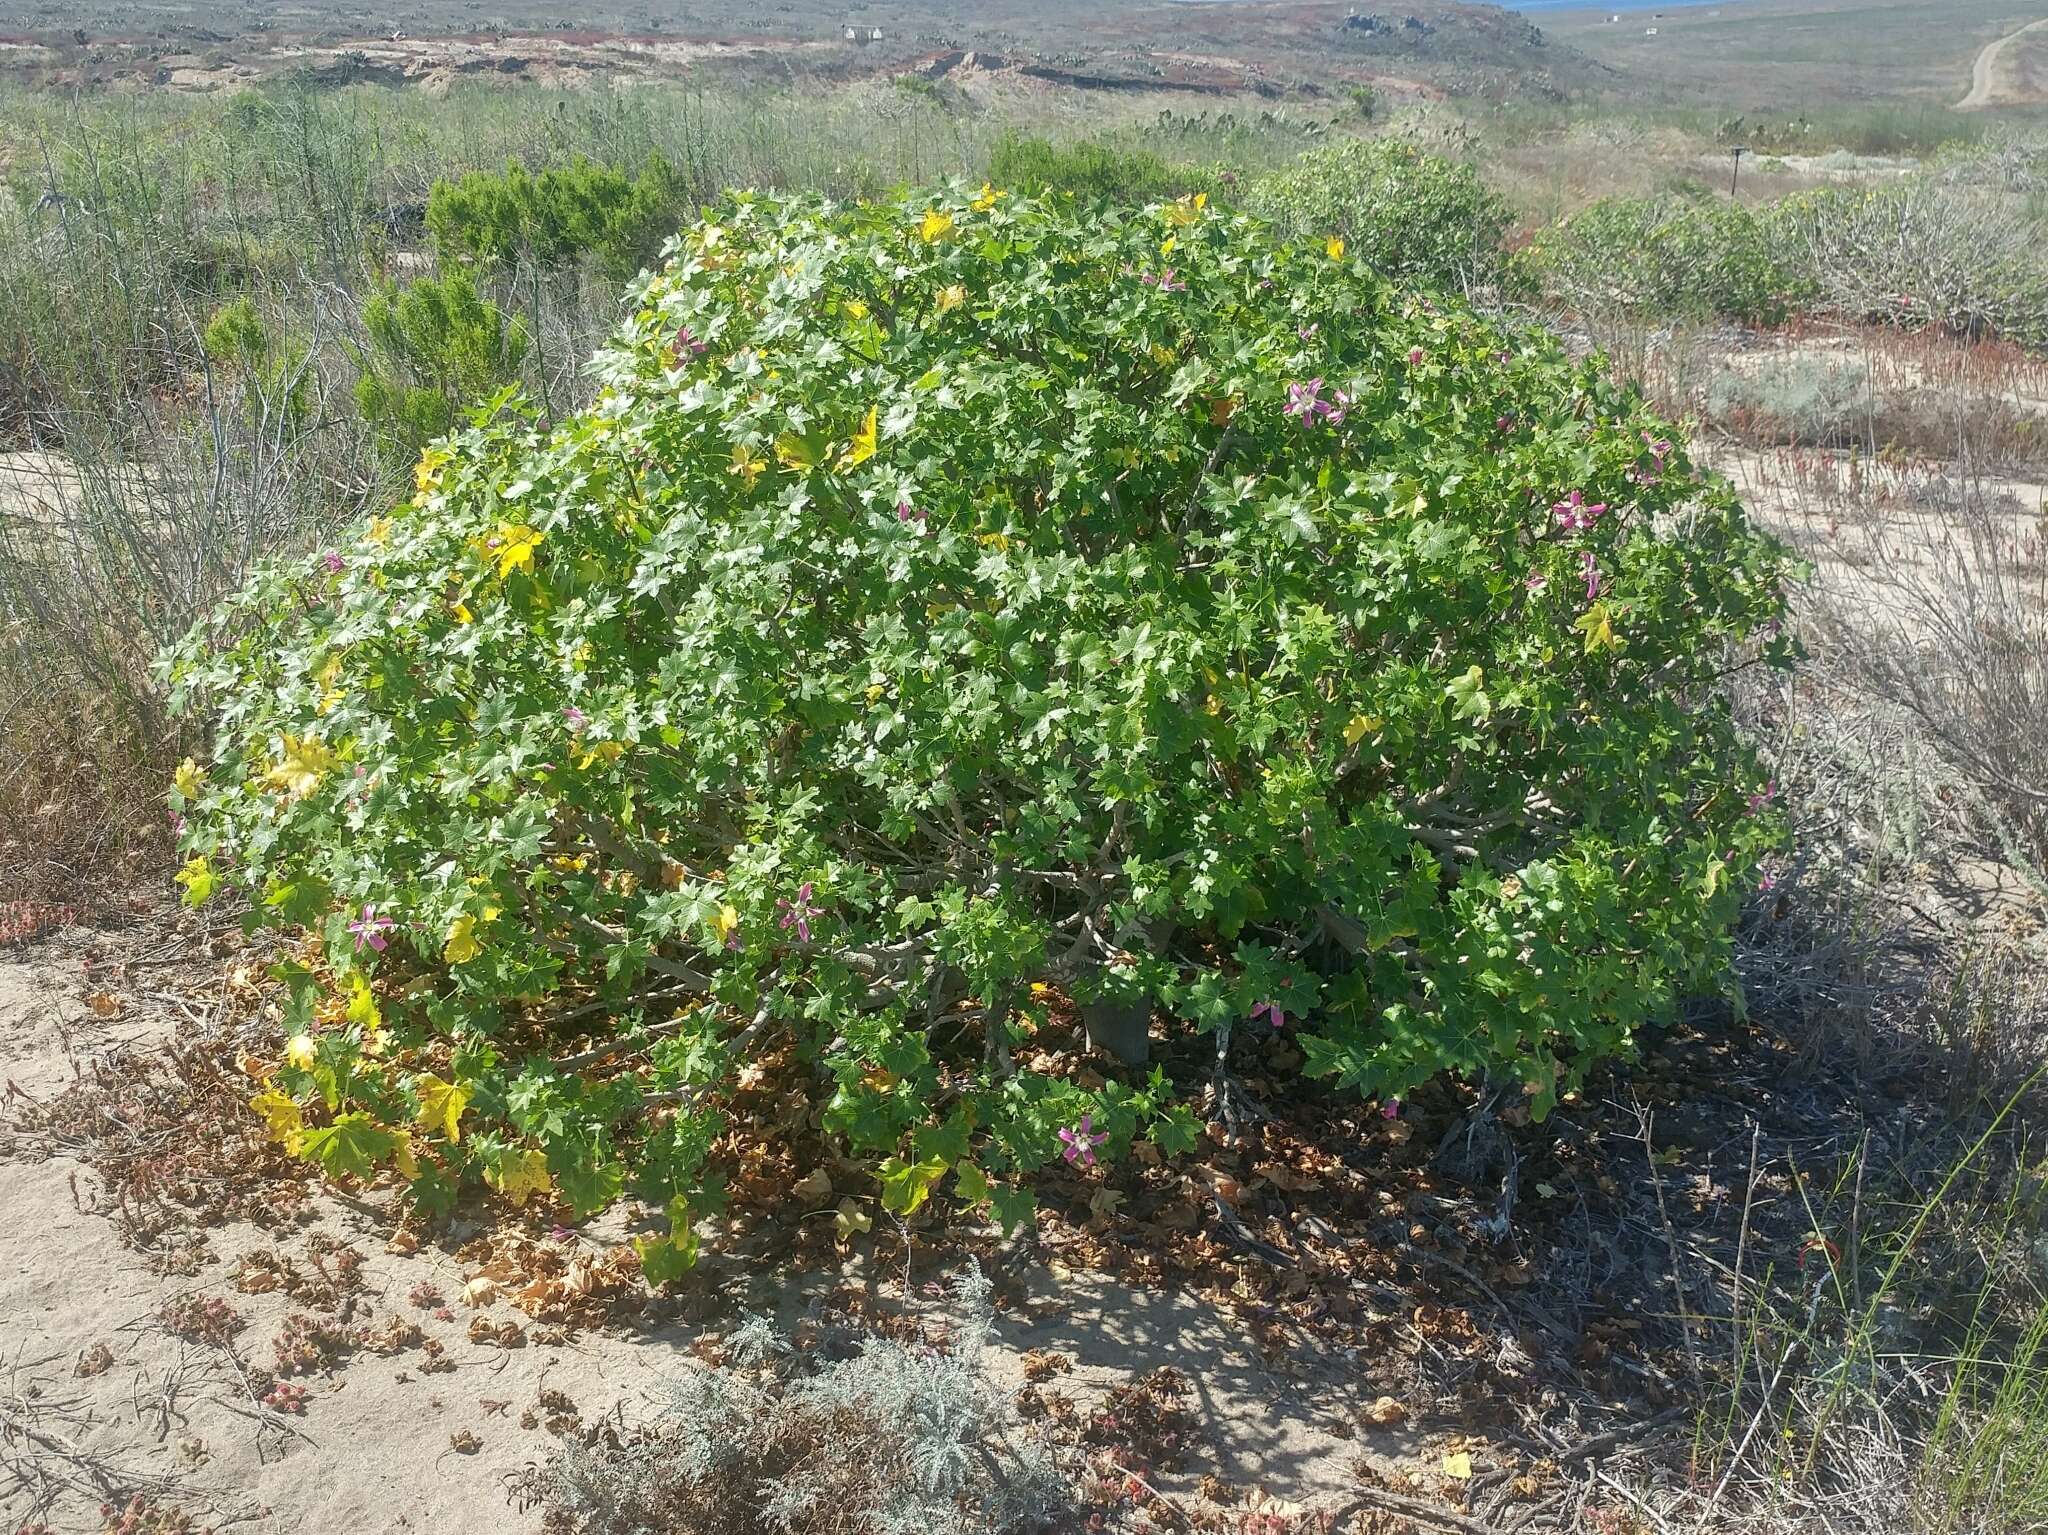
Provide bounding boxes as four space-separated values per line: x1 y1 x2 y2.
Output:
1520 196 1809 326
1245 138 1512 294
1774 182 2048 351
983 133 1201 205
352 270 529 457
1706 355 1873 444
170 189 1791 1254
427 154 690 279
525 1267 1065 1535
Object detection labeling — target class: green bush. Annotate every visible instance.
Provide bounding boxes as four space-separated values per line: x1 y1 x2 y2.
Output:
168 189 1792 1262
426 154 690 279
1521 195 1810 326
353 270 530 458
983 133 1201 205
1246 138 1513 294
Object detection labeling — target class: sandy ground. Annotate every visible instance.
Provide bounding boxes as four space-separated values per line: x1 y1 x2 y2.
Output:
0 931 1384 1534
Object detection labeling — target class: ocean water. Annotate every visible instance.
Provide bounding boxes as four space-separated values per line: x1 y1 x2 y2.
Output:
1508 0 1751 12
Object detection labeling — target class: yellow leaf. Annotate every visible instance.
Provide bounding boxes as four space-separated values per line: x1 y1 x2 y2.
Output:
935 283 965 313
918 208 954 243
841 298 869 320
487 523 543 580
837 405 879 470
172 758 204 799
835 1198 873 1238
1161 233 1178 256
1574 601 1620 653
391 1134 419 1182
316 653 344 716
1343 713 1383 746
444 914 483 965
414 1072 470 1142
1162 193 1207 228
1443 1451 1474 1480
284 1033 318 1070
575 739 626 771
413 445 451 500
775 431 827 472
1326 235 1346 260
488 1147 553 1207
452 600 474 624
728 440 767 486
366 514 392 546
176 856 215 908
250 1089 304 1144
261 734 337 799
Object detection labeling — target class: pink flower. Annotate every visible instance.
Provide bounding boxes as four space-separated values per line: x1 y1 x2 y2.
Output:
672 325 707 358
320 552 345 575
1058 1114 1107 1166
1495 415 1514 433
896 500 927 532
347 905 394 953
1524 570 1548 594
1758 869 1778 892
1298 322 1320 341
1137 268 1186 293
1552 491 1608 532
1381 1098 1401 1120
1250 1000 1285 1030
1747 780 1777 814
563 705 587 730
1285 378 1350 427
777 882 823 944
1580 550 1601 601
1407 347 1425 366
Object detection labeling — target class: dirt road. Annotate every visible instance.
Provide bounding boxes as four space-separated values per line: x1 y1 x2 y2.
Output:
1957 14 2048 109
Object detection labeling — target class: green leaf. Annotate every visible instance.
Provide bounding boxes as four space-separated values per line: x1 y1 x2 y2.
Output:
290 1113 396 1183
877 1155 948 1215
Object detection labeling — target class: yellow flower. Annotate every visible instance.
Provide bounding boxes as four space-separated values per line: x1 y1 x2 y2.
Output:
443 909 498 965
284 1033 318 1070
366 515 392 546
575 739 626 771
977 531 1011 553
1162 192 1207 228
261 734 337 799
918 208 955 243
1326 235 1346 261
729 440 768 487
1343 713 1383 746
971 182 1002 213
451 600 475 625
935 284 966 313
842 298 870 320
713 904 741 946
172 758 205 799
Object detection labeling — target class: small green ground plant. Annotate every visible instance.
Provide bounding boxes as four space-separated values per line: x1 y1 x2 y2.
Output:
167 187 1792 1268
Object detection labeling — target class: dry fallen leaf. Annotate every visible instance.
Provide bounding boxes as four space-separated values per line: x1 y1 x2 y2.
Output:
1364 1395 1407 1427
85 990 122 1018
792 1167 834 1207
460 1277 499 1308
1442 1450 1474 1480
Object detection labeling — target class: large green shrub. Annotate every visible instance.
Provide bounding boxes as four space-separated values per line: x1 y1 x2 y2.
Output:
1246 138 1513 294
1520 195 1811 326
983 133 1203 205
168 189 1792 1263
353 269 530 458
426 155 691 279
